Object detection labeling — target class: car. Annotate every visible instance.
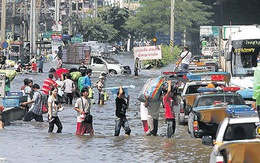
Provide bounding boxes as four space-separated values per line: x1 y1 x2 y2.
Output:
202 109 259 163
178 72 230 125
90 56 131 75
188 88 247 138
63 56 131 75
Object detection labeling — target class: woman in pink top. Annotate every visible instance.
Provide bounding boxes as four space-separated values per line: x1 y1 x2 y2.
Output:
163 80 177 138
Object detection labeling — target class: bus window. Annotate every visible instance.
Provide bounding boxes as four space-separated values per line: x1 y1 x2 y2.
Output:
241 54 252 68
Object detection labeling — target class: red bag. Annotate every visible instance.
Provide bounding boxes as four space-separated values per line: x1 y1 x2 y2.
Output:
42 104 48 114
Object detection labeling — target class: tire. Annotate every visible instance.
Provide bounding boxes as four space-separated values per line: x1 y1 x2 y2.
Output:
109 70 117 75
188 112 199 138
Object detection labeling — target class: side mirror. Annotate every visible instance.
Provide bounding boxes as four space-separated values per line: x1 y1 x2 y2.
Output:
202 136 214 146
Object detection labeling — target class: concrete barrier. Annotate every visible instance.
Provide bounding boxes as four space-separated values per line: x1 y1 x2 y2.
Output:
2 107 27 126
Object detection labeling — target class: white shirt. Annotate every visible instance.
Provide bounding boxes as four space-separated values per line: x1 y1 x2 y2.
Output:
180 51 192 65
48 96 58 117
63 79 75 93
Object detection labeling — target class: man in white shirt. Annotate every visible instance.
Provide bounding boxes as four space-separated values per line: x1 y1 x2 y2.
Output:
176 46 192 72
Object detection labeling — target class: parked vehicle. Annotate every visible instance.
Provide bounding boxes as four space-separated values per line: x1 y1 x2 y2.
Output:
188 87 247 138
178 72 230 125
202 109 259 163
63 56 131 75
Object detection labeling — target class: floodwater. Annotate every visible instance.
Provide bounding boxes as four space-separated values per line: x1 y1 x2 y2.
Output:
0 52 212 163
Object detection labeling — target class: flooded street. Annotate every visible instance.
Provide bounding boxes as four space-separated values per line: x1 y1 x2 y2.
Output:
0 52 211 163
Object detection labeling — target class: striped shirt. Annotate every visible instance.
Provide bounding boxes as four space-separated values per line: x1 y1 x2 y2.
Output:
42 78 58 95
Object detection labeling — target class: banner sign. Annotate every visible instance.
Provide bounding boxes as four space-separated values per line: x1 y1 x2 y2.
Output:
133 45 162 60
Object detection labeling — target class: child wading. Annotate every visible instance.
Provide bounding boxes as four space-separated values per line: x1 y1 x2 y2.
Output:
74 87 94 136
114 86 131 136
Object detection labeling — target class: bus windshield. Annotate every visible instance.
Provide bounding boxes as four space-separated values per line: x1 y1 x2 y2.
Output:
231 39 260 77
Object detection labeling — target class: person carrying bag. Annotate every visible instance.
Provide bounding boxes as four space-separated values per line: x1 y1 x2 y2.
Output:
174 46 192 72
74 87 94 136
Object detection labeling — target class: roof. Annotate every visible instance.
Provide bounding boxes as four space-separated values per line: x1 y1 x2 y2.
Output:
228 116 260 124
232 26 260 41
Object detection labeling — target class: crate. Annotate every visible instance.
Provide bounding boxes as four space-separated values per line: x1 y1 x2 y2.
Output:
6 92 23 97
2 96 27 108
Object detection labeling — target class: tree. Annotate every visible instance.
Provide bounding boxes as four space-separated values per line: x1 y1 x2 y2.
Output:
125 0 213 38
99 6 130 41
81 17 118 42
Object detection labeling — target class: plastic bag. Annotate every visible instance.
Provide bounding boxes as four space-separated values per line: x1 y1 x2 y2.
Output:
138 76 164 102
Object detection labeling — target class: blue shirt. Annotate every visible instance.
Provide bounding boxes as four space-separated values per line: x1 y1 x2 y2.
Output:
38 59 43 68
82 76 92 88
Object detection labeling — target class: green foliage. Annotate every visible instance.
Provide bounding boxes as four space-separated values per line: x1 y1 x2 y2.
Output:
142 45 181 68
125 0 213 38
81 17 118 42
99 7 130 41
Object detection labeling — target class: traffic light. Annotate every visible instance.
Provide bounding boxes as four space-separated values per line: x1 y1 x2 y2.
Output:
153 37 157 43
152 37 157 45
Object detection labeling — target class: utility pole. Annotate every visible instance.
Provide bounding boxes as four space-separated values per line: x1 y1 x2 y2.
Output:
1 0 7 43
170 0 175 53
68 0 72 35
12 0 16 41
119 0 123 8
55 0 60 22
24 0 28 41
44 0 47 32
128 0 131 9
94 0 97 17
30 0 36 58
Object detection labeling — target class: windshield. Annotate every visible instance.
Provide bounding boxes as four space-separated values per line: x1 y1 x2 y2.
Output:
231 39 260 77
223 123 257 141
196 95 245 107
102 57 119 64
185 83 226 94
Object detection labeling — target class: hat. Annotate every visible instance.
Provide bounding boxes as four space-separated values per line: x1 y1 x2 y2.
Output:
49 68 56 73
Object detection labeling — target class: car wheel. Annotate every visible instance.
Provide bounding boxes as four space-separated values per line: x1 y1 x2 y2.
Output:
109 70 117 75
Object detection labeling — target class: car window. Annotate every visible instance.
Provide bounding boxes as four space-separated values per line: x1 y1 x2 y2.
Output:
223 123 257 141
185 84 226 94
186 85 205 94
196 95 245 107
93 58 103 64
103 57 119 64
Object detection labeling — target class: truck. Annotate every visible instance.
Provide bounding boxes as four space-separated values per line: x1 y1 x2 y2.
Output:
202 109 259 163
62 43 131 75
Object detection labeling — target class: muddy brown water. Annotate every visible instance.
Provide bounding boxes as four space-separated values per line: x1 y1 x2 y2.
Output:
0 52 211 162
